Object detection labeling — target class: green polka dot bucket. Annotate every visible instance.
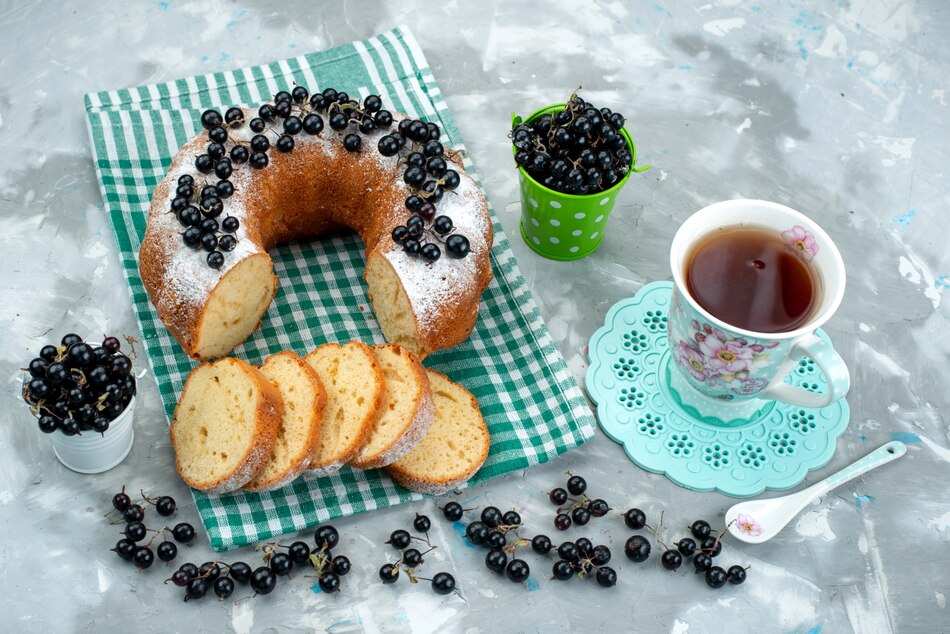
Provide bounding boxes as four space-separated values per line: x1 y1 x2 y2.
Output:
513 104 649 260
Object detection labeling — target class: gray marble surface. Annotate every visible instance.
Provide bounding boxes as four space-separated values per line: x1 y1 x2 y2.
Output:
1 1 948 632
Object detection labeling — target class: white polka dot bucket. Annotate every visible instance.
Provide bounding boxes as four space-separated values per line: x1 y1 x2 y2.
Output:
513 104 649 260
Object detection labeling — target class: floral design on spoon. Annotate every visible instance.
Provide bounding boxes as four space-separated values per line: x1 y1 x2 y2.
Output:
735 513 763 537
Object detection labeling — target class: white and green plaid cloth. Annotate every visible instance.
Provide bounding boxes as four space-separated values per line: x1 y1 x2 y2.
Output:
84 26 595 551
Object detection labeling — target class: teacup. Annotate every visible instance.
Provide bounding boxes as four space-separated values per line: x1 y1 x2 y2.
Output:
667 200 849 424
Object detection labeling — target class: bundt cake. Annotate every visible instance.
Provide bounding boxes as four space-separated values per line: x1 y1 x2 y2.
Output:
139 89 493 361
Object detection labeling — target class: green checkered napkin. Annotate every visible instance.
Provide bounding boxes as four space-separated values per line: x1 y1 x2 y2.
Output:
84 26 595 551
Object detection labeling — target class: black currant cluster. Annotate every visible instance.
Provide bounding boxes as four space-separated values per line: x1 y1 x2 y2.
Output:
254 523 351 595
179 85 469 270
457 504 534 584
548 473 611 531
109 486 194 575
170 524 349 601
378 514 457 595
382 120 470 263
542 536 617 588
621 510 749 589
511 90 632 195
21 333 135 436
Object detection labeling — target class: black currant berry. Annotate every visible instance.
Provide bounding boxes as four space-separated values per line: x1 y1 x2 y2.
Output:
113 538 136 560
552 560 574 580
250 152 268 169
195 154 213 174
506 559 530 583
185 578 208 600
693 552 713 573
431 572 455 595
172 522 195 543
332 555 351 576
303 113 324 135
701 536 722 557
225 107 244 125
402 238 421 257
554 513 572 531
531 534 553 555
229 561 252 583
403 548 423 567
269 552 293 576
502 511 521 527
690 520 712 540
318 572 341 593
588 499 609 517
413 514 431 533
480 506 502 528
442 502 463 522
705 566 728 589
591 545 611 566
207 251 225 269
387 529 411 550
125 521 147 542
624 508 647 530
250 567 277 595
214 576 235 599
283 116 302 135
157 541 178 562
343 133 361 152
571 507 591 526
676 538 697 557
378 135 400 156
596 566 617 588
727 565 747 585
291 86 309 104
661 549 683 571
445 234 469 258
549 488 568 505
200 109 223 130
314 525 340 550
276 134 295 153
624 535 651 562
379 563 399 584
465 521 489 546
133 546 155 569
485 548 507 573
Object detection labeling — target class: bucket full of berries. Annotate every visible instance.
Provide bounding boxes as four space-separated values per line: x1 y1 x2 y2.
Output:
20 333 137 474
511 91 649 260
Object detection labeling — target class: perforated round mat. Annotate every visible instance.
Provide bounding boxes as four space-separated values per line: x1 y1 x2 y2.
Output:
585 282 850 497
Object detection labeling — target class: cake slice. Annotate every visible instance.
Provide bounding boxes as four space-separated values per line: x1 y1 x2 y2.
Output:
305 341 384 476
348 344 435 470
170 357 283 494
386 369 490 494
244 351 326 492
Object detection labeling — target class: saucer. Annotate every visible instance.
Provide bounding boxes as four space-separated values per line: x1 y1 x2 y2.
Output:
585 281 850 498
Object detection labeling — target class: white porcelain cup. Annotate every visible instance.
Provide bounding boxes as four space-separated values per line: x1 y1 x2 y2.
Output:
668 200 850 417
48 395 136 474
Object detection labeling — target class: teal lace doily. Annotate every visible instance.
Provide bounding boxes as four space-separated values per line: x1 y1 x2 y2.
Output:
585 282 850 498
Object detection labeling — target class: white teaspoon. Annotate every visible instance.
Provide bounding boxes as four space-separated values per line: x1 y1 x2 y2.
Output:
724 441 907 544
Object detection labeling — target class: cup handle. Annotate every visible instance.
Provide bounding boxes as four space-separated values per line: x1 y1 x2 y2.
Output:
759 333 850 408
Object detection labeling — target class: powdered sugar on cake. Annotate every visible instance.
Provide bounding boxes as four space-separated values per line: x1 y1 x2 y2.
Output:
383 172 491 335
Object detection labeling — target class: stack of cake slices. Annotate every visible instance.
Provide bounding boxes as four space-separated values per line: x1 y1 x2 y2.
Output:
169 341 490 495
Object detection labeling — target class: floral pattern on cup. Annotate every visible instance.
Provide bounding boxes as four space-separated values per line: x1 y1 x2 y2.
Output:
782 225 818 262
669 291 784 399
